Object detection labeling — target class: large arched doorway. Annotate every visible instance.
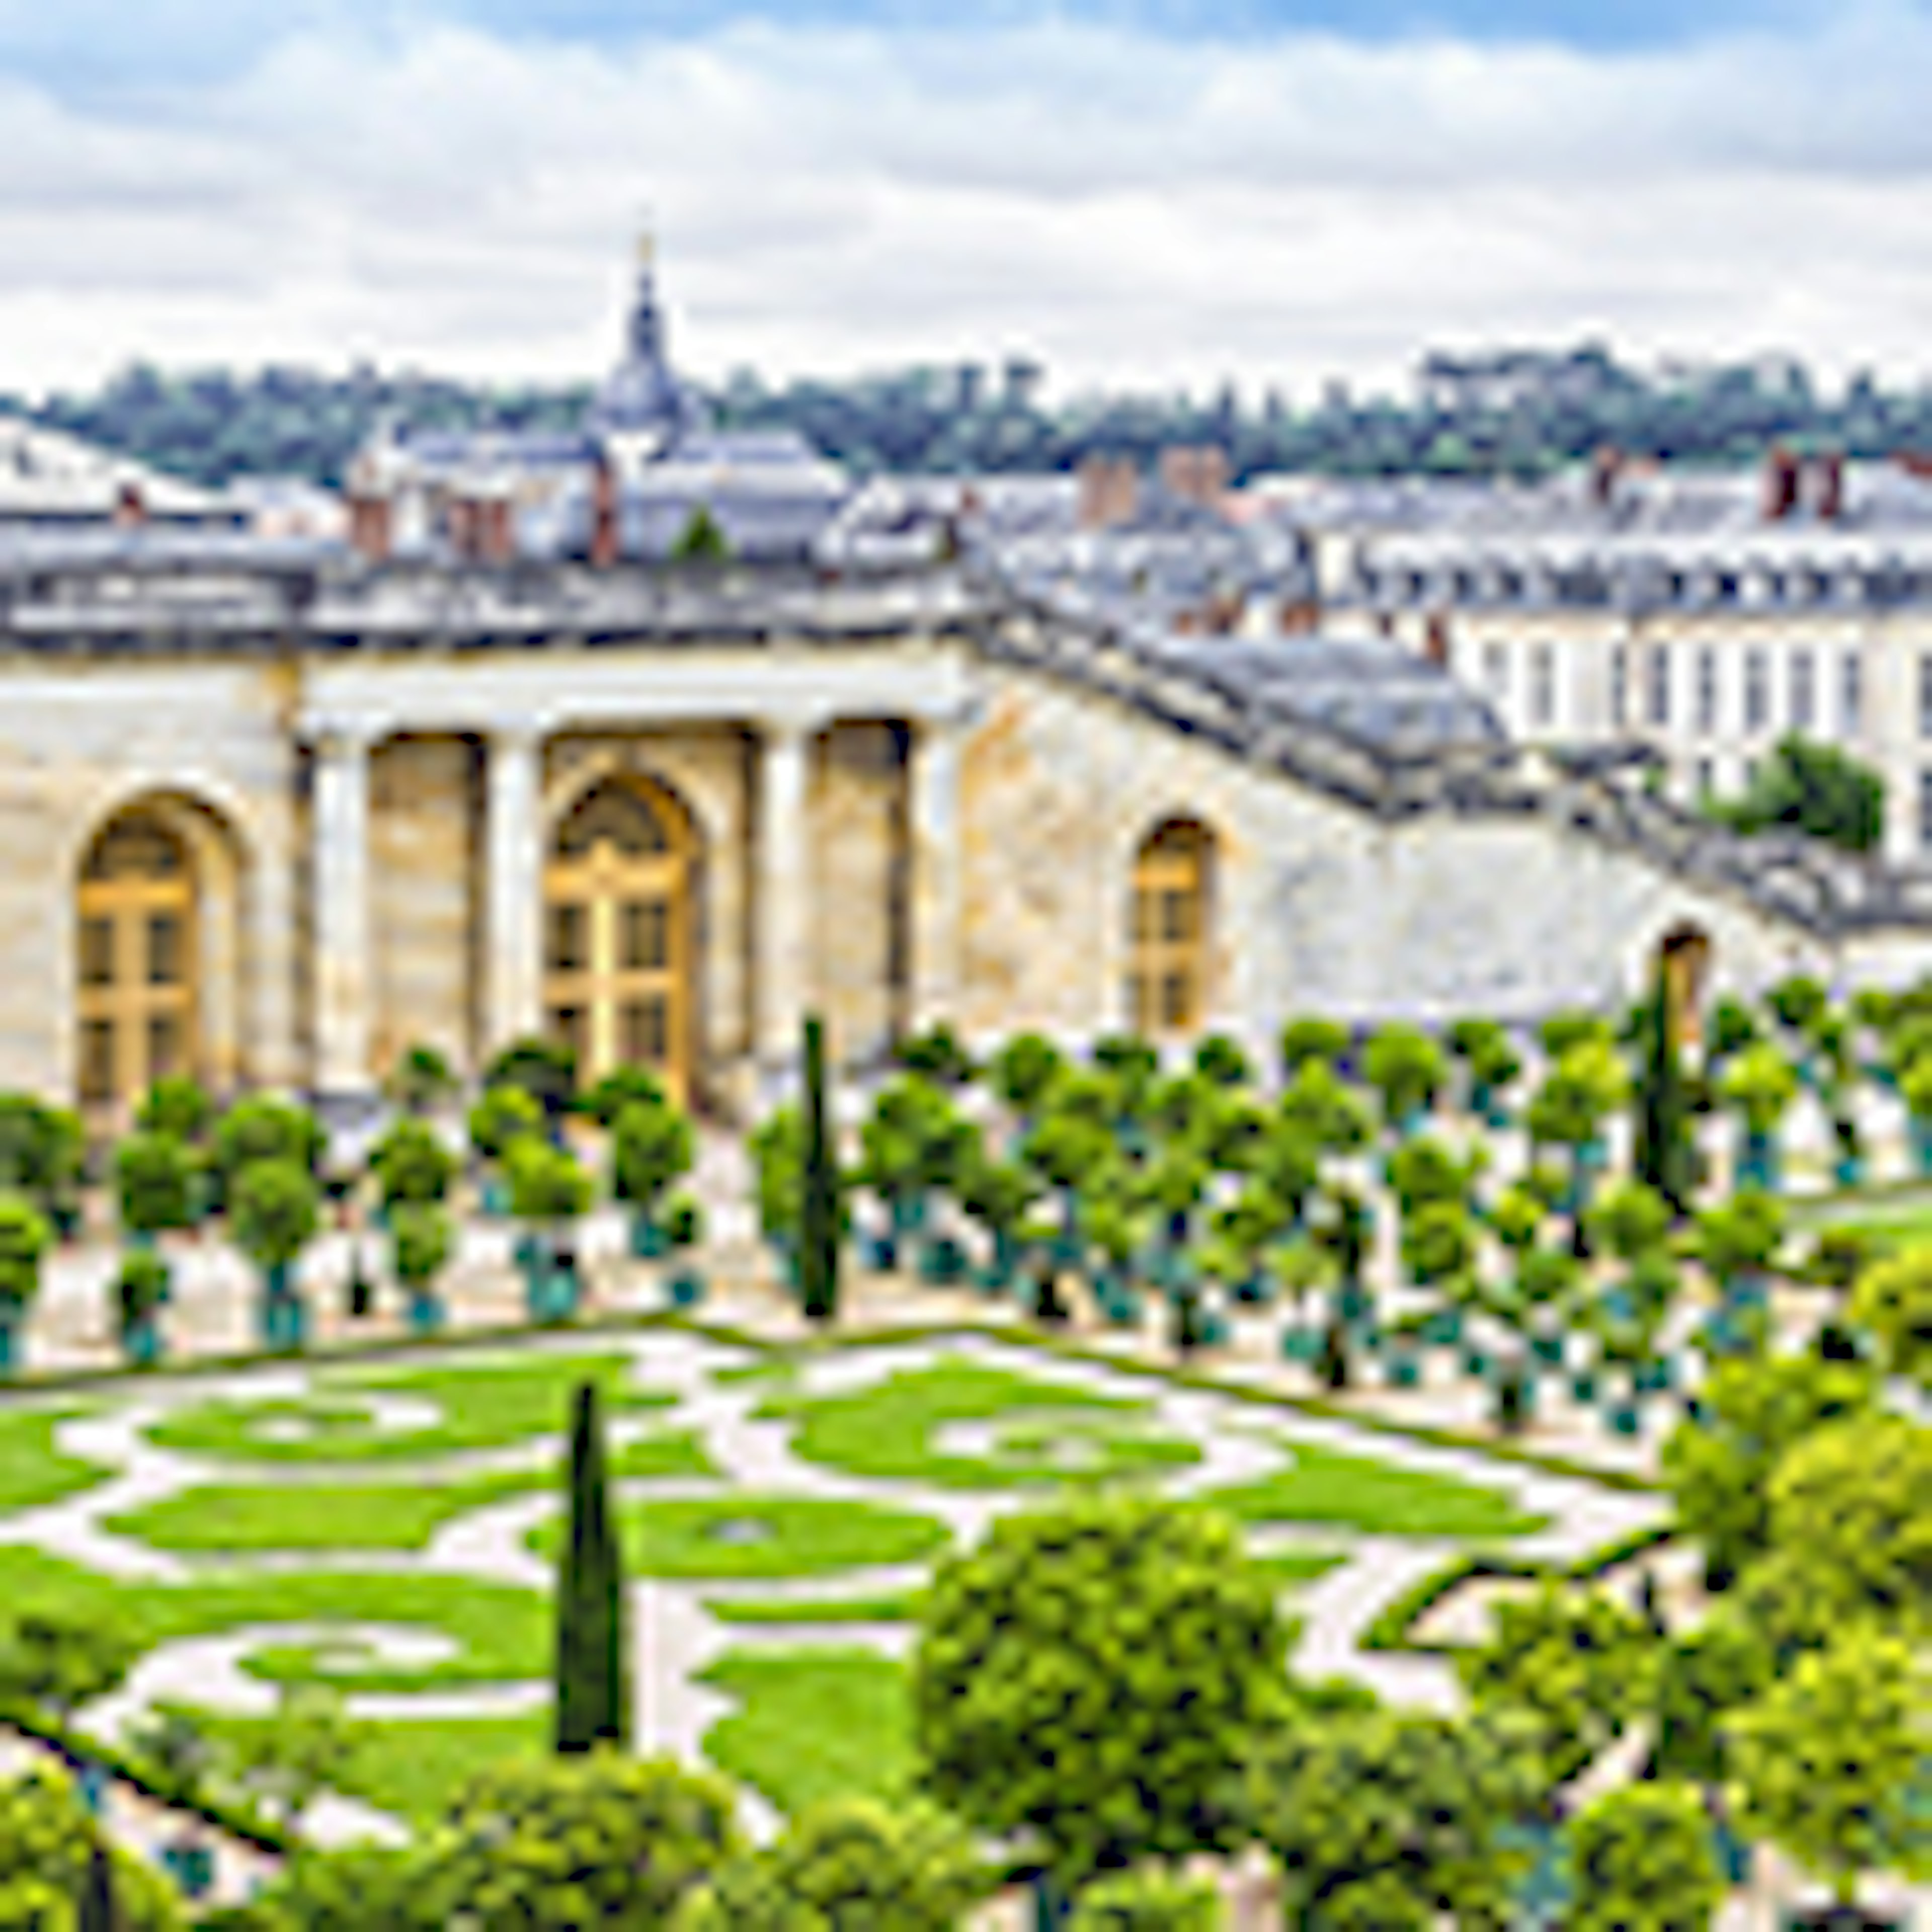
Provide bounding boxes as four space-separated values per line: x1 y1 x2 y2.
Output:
1128 819 1214 1035
1658 924 1712 1051
76 811 199 1112
543 774 696 1102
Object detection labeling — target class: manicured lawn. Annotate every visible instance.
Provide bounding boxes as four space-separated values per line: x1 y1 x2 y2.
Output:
1198 1441 1547 1539
0 1404 102 1513
187 1708 548 1829
704 1590 926 1625
608 1429 715 1481
764 1359 1201 1488
145 1353 675 1464
698 1647 915 1816
532 1495 950 1580
104 1473 554 1555
0 1547 549 1695
1246 1549 1347 1587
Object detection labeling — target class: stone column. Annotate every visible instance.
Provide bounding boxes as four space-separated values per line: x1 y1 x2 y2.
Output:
755 717 813 1080
485 727 545 1057
907 712 964 1035
310 727 374 1098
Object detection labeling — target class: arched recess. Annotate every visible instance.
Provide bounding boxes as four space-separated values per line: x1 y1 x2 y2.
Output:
1128 818 1216 1036
1657 923 1713 1051
543 771 699 1103
75 795 245 1117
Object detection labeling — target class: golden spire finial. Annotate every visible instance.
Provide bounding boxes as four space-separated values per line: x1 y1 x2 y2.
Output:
636 222 656 270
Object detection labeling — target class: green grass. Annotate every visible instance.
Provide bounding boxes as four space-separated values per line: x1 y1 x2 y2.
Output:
187 1708 547 1828
1198 1440 1547 1539
0 1547 549 1695
608 1429 715 1481
532 1495 950 1580
703 1590 927 1625
145 1353 675 1464
104 1473 554 1555
0 1404 102 1514
764 1359 1201 1489
698 1648 915 1816
1245 1549 1347 1588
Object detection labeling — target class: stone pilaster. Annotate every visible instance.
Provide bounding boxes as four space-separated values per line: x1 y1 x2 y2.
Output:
907 713 964 1035
310 728 375 1098
485 727 545 1058
756 716 815 1083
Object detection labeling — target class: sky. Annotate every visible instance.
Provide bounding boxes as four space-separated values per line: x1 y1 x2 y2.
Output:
2 0 1931 400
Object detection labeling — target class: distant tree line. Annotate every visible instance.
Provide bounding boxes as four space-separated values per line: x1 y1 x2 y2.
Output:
16 340 1932 489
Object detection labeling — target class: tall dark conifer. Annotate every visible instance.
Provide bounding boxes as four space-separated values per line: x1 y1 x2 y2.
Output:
1635 964 1694 1215
77 1842 120 1932
800 1014 841 1324
554 1379 629 1753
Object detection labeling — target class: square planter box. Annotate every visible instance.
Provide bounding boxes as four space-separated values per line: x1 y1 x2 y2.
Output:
1387 1351 1422 1389
667 1268 705 1309
1607 1402 1642 1438
1568 1370 1597 1404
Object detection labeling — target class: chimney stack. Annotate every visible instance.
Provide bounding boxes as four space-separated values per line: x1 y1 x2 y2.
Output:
478 493 514 566
348 491 392 562
1764 446 1801 521
590 457 620 568
1813 451 1845 523
1077 453 1138 532
113 480 146 528
1589 445 1622 509
1158 444 1229 511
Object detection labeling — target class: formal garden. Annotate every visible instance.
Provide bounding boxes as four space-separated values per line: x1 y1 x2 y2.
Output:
0 969 1927 1926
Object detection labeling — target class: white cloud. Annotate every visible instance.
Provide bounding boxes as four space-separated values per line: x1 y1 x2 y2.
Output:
6 5 1932 398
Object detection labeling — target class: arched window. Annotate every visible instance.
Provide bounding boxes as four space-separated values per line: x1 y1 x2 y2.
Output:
76 812 197 1111
1128 821 1212 1034
1658 925 1712 1052
544 775 695 1101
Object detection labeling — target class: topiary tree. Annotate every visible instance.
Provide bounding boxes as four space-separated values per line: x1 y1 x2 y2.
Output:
385 1042 457 1118
212 1096 324 1183
1386 1135 1479 1216
0 1766 185 1929
990 1032 1065 1121
1849 1244 1932 1383
368 1117 456 1210
1064 1867 1222 1931
1586 1178 1672 1265
1193 1033 1250 1089
0 1096 85 1231
1242 1706 1547 1931
389 1203 453 1325
507 1138 592 1316
114 1248 171 1361
1525 1040 1629 1235
1279 1016 1351 1078
554 1380 628 1754
897 1023 978 1090
1361 1024 1443 1134
914 1493 1290 1894
956 1150 1040 1289
134 1075 210 1145
799 1015 842 1324
1692 1187 1786 1297
485 1035 578 1125
1660 1352 1874 1591
1562 1781 1725 1932
577 1063 669 1130
114 1131 197 1240
1455 1582 1655 1785
1727 1628 1931 1918
470 1081 544 1169
674 1796 986 1931
0 1604 142 1726
438 1752 740 1929
1446 1015 1521 1112
1720 1040 1800 1187
1276 1061 1371 1154
229 1159 318 1348
609 1097 695 1251
0 1194 50 1369
1540 1009 1613 1060
1653 1608 1775 1793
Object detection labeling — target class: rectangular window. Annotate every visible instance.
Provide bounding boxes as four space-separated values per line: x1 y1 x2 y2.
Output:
1160 888 1196 944
147 1013 182 1080
621 998 669 1065
620 901 669 973
546 903 588 974
547 1006 589 1061
79 1020 114 1105
146 913 183 988
1745 650 1769 732
1696 756 1716 798
1696 649 1718 734
79 917 114 989
1843 650 1864 734
1790 649 1815 731
1920 771 1932 849
1160 972 1191 1029
1919 656 1932 738
1531 645 1555 728
1610 646 1628 728
1482 641 1507 698
1647 643 1671 727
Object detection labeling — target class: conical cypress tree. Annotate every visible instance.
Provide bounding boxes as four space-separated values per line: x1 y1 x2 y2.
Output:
554 1380 629 1753
1635 964 1694 1214
77 1842 120 1932
799 1014 841 1324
